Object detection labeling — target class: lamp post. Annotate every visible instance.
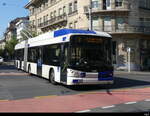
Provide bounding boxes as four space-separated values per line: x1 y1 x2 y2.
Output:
88 0 93 30
127 47 131 73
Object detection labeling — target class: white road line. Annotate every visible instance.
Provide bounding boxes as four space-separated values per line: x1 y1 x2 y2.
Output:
145 99 150 102
102 105 115 109
125 102 137 105
76 110 91 113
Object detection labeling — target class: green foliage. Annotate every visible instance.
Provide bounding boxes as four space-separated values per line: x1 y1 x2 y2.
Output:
5 36 18 57
0 48 4 56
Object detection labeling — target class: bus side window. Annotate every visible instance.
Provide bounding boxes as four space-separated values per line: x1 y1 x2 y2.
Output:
43 44 61 65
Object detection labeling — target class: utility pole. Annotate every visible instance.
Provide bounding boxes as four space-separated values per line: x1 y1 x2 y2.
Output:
127 47 131 73
21 31 31 71
89 0 93 30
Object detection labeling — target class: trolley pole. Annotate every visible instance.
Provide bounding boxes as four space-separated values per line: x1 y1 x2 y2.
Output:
89 0 93 30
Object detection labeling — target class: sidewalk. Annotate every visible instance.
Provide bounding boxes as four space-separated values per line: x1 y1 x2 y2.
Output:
1 61 14 66
114 70 150 75
0 87 150 112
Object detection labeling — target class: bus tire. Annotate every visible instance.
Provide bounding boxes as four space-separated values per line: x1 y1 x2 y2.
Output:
49 69 57 85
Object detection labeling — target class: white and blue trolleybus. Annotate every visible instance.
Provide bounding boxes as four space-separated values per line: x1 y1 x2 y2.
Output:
15 29 114 85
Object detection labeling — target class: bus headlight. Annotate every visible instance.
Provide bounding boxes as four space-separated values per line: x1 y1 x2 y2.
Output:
69 69 80 77
68 69 86 78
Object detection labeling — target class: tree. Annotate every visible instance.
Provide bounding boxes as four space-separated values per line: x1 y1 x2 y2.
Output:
0 48 4 57
4 36 18 60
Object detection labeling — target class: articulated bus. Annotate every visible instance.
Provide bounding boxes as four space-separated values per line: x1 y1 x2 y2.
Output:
15 29 114 85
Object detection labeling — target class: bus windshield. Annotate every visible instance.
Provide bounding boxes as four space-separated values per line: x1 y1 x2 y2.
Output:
69 35 113 72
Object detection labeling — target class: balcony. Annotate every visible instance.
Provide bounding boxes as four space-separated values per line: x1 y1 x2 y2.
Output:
38 14 67 29
92 25 150 34
84 2 130 14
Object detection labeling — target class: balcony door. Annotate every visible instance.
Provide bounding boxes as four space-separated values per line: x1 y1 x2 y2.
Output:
104 16 112 32
103 0 111 10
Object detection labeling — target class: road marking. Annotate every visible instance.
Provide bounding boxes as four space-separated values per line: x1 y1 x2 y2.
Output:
0 100 9 102
102 105 115 109
125 102 137 105
0 73 29 76
34 95 57 99
145 99 150 102
76 110 91 113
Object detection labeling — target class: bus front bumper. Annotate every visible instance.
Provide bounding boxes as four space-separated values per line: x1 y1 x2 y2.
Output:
67 77 114 85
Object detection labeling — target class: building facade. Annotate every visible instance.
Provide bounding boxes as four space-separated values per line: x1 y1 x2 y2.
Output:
25 0 150 71
0 39 6 50
16 17 29 42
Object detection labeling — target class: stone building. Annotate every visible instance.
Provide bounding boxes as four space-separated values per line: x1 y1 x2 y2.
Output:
4 18 23 42
25 0 150 71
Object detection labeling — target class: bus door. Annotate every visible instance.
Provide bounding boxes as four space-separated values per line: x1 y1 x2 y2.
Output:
37 47 43 76
60 44 68 83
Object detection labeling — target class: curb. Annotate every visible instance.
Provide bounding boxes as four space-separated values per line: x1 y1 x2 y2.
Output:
114 71 150 75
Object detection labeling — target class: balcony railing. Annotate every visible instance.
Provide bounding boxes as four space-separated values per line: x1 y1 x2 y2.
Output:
91 25 150 34
38 14 67 29
84 2 130 14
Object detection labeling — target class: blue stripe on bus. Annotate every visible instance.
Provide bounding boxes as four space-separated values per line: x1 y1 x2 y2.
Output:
54 29 96 37
62 37 67 41
98 71 113 81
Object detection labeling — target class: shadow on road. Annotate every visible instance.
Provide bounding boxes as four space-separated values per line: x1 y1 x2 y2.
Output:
0 64 150 93
0 65 16 70
66 77 150 91
0 64 17 70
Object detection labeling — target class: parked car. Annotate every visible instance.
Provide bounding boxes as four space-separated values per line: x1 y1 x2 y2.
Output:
0 56 4 63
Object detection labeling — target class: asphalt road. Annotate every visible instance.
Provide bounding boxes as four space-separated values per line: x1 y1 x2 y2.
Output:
0 64 150 112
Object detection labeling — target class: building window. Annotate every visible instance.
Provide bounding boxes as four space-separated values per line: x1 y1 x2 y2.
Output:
69 3 73 14
43 16 46 23
139 0 150 9
116 17 125 31
58 8 62 16
104 16 111 32
54 10 57 18
74 1 78 11
30 8 35 15
92 0 99 8
45 0 48 8
93 16 99 30
50 0 56 4
115 0 123 7
63 6 66 14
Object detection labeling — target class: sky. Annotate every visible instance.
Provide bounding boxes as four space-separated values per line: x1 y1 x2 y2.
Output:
0 0 28 39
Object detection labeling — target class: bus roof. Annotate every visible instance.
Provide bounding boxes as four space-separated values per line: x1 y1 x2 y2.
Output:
54 29 111 38
15 29 111 50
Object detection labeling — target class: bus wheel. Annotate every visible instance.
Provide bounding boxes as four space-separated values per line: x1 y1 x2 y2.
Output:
49 69 57 85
